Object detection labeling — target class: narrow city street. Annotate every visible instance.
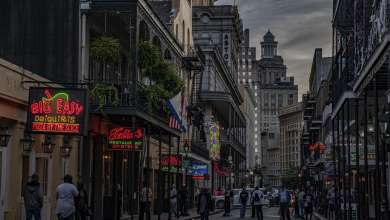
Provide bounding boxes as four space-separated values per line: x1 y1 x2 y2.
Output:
211 207 297 220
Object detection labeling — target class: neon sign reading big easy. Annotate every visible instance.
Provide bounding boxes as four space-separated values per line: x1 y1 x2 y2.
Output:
27 88 87 135
30 90 84 115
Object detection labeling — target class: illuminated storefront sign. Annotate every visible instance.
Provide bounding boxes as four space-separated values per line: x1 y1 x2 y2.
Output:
208 122 221 161
161 155 182 173
190 162 208 180
108 127 144 151
27 88 87 135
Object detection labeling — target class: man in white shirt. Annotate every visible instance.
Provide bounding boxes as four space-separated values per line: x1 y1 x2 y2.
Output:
55 174 79 220
251 187 264 220
169 184 178 219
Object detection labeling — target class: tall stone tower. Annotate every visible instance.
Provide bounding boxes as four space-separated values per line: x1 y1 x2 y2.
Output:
261 30 278 58
254 30 299 187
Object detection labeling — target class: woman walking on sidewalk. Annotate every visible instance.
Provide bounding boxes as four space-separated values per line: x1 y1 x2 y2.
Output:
304 190 314 220
197 188 212 220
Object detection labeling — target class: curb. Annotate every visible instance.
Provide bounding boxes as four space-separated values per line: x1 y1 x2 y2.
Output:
183 210 224 220
313 212 328 220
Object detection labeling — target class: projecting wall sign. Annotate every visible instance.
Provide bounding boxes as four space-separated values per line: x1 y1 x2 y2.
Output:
27 87 88 135
108 127 144 151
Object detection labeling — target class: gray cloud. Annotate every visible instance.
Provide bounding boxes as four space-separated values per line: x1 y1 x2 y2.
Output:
216 0 332 97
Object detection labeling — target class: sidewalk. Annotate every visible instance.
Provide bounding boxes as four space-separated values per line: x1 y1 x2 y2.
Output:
124 209 224 220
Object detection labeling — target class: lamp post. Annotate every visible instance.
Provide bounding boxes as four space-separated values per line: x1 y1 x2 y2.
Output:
183 141 190 186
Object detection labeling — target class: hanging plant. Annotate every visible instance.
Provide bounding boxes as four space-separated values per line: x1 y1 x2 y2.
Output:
137 41 184 112
138 41 161 77
90 36 120 63
90 83 120 111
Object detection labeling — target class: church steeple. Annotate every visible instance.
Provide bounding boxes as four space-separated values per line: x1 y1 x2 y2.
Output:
261 30 278 58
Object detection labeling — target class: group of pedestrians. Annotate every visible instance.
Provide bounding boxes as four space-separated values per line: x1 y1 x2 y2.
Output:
291 188 315 220
23 173 90 220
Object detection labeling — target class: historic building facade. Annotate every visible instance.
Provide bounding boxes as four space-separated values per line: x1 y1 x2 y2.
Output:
237 29 258 170
279 102 303 175
255 31 298 187
193 4 247 190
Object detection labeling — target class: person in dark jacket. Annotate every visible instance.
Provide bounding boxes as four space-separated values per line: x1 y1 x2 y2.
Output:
223 188 233 216
76 182 90 220
179 185 189 216
23 173 43 220
197 188 212 220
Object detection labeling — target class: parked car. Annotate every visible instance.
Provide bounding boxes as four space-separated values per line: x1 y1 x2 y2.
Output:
214 195 225 209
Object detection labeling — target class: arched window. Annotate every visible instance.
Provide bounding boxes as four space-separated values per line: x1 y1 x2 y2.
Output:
164 49 172 61
187 28 191 51
139 20 149 42
176 24 179 39
182 20 185 46
152 36 161 53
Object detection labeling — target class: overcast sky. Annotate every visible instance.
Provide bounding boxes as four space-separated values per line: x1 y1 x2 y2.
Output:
216 0 332 97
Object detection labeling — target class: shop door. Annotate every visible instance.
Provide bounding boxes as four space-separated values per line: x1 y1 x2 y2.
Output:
0 150 6 219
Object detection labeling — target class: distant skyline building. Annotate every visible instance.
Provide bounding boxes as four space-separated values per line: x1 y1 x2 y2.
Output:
279 102 303 175
255 31 299 187
238 28 258 169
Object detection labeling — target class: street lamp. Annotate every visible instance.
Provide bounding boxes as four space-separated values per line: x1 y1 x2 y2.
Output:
0 127 11 147
367 113 375 133
43 135 55 154
20 134 34 152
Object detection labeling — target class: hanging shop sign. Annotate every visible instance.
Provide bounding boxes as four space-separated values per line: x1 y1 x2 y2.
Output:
108 127 144 151
208 122 221 161
161 155 182 173
27 88 87 135
189 162 208 180
350 144 376 166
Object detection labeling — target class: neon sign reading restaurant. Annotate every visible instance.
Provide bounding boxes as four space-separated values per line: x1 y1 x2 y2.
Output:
27 88 87 135
108 127 144 151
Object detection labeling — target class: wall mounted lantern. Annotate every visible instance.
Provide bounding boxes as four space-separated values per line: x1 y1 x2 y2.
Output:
43 135 55 154
0 127 11 147
20 134 34 152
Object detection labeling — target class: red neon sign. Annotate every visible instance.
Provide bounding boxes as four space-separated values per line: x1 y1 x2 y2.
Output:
108 127 144 151
160 155 182 167
27 88 87 135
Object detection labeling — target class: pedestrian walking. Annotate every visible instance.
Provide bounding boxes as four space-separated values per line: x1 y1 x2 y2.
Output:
75 183 91 220
169 184 178 219
197 188 212 220
139 182 152 220
179 185 189 216
223 188 232 217
23 173 43 220
327 187 335 220
239 187 249 218
252 187 264 220
251 188 256 218
304 190 314 220
55 174 79 220
298 188 306 217
293 189 300 218
279 186 291 220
